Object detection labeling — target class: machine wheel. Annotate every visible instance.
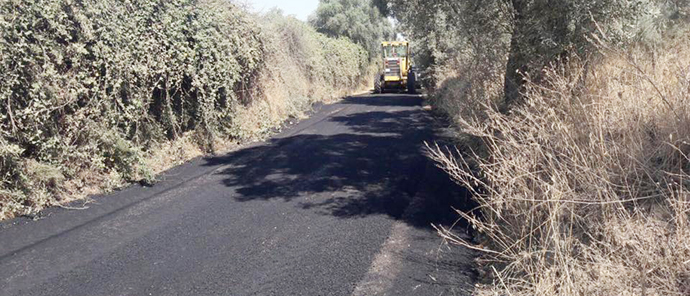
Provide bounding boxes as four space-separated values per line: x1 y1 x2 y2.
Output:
374 75 383 94
407 71 416 94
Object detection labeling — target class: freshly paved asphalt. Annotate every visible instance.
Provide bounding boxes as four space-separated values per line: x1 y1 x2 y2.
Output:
0 93 475 296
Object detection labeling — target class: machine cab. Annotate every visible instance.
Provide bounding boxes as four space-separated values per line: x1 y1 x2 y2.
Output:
381 41 410 82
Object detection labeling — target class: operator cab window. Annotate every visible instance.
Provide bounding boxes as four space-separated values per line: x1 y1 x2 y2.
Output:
383 45 407 58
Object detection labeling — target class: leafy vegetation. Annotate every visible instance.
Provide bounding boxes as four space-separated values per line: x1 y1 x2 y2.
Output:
0 0 369 219
387 0 680 102
311 0 394 59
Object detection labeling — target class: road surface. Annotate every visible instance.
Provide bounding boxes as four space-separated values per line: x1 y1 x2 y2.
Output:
0 94 475 295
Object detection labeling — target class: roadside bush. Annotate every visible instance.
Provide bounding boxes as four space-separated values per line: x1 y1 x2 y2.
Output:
0 0 368 219
224 10 369 139
428 37 690 295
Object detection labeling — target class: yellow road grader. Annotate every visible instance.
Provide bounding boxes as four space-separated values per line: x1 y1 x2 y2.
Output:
374 41 417 94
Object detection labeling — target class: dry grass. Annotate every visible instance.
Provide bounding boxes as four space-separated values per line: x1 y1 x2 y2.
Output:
430 58 505 128
428 36 690 295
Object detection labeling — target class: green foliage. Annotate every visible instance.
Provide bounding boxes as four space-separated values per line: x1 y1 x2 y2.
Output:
228 10 369 139
0 139 28 215
388 0 685 106
311 0 394 59
0 0 368 219
634 0 690 44
386 0 510 86
0 0 261 217
372 0 390 16
264 10 368 89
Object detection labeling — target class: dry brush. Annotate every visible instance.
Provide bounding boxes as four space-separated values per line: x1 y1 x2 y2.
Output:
428 35 690 295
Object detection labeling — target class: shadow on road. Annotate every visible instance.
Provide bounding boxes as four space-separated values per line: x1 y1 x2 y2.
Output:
0 94 477 296
341 94 424 107
205 94 474 230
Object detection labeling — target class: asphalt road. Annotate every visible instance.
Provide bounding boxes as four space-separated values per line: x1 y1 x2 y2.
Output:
0 93 475 296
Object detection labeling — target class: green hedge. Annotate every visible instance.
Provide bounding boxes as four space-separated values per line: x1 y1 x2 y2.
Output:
260 11 368 98
0 0 368 219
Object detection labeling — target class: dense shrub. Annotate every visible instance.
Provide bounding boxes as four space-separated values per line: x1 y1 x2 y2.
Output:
0 0 369 219
227 10 369 140
261 9 368 102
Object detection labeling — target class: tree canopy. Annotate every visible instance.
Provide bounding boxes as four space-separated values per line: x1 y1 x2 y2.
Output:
311 0 394 59
384 0 678 107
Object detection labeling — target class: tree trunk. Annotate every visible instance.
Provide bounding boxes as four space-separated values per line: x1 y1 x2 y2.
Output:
502 0 527 113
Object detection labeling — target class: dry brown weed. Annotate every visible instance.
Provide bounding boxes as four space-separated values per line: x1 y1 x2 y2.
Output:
429 37 690 295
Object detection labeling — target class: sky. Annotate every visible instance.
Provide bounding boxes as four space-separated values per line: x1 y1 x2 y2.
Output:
242 0 319 21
